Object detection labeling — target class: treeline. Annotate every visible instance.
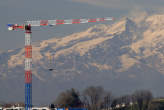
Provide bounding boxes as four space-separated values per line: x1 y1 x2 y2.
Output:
52 86 164 110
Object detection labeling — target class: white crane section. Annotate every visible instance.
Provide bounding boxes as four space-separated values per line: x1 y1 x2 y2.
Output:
26 17 114 26
8 17 114 30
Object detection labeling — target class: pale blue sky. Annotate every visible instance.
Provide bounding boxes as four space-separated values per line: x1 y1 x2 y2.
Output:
0 0 164 51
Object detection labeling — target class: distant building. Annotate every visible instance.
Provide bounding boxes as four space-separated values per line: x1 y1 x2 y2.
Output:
1 106 87 110
2 106 51 110
32 107 50 110
3 106 24 110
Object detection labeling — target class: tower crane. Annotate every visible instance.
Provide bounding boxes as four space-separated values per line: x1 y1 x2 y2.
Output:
7 17 114 110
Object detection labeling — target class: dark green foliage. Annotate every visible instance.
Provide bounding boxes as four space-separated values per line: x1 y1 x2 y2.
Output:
54 88 82 108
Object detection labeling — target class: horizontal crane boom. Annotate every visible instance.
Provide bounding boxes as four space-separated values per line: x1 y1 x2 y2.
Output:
8 17 114 30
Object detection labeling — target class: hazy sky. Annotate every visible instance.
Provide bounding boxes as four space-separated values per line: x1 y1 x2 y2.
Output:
0 0 164 51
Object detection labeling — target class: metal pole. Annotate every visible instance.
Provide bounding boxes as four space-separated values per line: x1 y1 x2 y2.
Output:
25 25 32 110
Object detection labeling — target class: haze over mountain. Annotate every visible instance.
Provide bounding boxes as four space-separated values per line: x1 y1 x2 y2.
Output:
0 14 164 105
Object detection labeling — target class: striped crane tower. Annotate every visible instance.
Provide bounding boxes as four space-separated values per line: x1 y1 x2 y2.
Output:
7 17 114 110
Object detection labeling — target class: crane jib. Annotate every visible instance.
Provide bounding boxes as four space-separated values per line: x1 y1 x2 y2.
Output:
8 17 114 29
7 16 114 110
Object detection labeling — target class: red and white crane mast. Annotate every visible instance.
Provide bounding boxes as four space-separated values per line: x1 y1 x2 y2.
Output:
7 17 114 110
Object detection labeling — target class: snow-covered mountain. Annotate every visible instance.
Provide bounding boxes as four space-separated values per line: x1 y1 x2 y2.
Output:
1 14 164 105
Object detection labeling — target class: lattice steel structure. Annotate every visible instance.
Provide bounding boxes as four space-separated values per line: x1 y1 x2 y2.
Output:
7 17 114 110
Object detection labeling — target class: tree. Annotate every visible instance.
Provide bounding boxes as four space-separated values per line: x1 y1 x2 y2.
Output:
54 88 82 108
82 86 105 110
102 92 113 110
133 90 153 110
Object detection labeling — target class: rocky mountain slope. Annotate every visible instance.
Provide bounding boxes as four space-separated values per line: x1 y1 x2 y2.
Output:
0 14 164 105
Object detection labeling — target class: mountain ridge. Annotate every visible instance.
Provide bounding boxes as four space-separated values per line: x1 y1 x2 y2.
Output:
0 14 164 104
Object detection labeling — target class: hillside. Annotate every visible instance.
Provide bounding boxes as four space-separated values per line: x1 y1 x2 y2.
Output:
0 14 164 105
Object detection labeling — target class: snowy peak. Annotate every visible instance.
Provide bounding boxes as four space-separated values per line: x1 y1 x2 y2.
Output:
146 15 164 26
6 14 164 71
1 14 164 103
2 14 164 78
